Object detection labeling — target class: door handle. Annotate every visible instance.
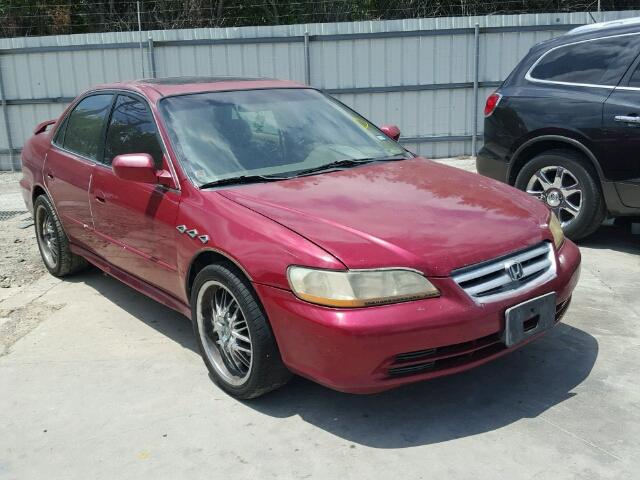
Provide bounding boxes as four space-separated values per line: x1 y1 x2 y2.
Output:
46 172 54 180
614 115 640 125
94 190 106 204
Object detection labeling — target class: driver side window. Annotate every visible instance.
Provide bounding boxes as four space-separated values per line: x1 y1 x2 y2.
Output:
103 95 164 168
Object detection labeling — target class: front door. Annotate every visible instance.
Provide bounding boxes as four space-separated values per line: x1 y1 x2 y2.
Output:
44 93 114 249
89 93 182 297
602 59 640 208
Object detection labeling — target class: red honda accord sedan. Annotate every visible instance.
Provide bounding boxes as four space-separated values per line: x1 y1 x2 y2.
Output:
20 77 581 399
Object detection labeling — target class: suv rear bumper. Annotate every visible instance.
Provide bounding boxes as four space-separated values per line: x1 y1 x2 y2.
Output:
477 145 509 182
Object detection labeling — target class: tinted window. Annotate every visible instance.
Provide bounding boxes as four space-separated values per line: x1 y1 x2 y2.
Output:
530 35 640 85
104 95 163 167
62 94 113 160
52 116 68 146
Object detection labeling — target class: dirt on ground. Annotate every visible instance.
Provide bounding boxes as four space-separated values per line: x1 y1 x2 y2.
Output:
0 213 46 289
0 173 47 289
0 173 64 358
0 301 64 357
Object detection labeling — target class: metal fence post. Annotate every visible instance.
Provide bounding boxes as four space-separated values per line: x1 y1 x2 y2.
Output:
304 31 311 85
0 58 15 171
137 1 146 78
148 35 157 78
471 23 480 157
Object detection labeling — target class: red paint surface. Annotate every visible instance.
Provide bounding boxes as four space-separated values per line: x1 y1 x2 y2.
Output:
220 158 553 276
19 78 582 393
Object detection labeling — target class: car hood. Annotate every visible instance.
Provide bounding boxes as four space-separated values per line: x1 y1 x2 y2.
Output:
217 158 552 276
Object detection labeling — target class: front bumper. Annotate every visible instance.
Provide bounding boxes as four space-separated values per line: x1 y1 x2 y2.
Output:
256 240 581 394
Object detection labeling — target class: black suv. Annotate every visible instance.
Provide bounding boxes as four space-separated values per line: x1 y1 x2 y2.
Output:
477 17 640 239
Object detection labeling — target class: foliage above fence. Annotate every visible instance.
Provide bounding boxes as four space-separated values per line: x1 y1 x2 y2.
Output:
0 0 637 38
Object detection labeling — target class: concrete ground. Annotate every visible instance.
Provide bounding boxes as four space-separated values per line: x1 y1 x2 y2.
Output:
1 160 639 479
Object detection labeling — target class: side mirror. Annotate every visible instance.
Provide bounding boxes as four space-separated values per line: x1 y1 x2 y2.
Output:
112 154 158 184
379 124 401 141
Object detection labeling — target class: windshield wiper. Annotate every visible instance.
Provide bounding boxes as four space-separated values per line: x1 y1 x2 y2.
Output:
199 174 287 189
291 155 408 177
199 155 409 188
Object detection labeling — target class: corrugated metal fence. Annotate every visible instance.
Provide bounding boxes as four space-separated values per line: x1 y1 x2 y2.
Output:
1 10 639 170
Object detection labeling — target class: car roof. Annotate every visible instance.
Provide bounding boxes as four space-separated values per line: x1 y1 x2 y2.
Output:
526 16 640 56
566 16 640 36
92 76 308 102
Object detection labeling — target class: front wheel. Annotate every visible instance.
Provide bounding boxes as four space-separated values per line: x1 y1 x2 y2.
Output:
191 263 291 399
514 149 606 240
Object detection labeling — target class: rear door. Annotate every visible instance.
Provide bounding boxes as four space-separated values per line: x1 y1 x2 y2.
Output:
602 58 640 208
525 33 640 171
89 93 182 297
45 93 113 249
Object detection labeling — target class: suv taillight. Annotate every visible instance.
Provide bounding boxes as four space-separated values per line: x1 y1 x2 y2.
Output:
484 92 502 117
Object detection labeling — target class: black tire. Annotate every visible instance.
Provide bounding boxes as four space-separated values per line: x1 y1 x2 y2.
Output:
514 149 606 240
33 194 88 277
190 263 291 399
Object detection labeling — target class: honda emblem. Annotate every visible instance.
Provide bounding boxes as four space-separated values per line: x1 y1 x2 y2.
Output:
506 262 524 281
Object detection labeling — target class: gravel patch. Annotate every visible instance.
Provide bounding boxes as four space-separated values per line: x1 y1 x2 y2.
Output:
0 301 64 357
0 213 46 289
0 173 45 290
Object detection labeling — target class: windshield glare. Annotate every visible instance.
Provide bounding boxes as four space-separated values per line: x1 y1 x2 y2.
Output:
159 88 408 186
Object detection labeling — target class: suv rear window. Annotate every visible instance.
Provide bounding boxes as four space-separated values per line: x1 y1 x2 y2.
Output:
530 34 640 86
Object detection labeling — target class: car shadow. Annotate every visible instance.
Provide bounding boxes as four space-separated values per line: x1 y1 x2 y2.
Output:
67 268 197 352
68 267 598 449
245 323 597 447
577 221 640 255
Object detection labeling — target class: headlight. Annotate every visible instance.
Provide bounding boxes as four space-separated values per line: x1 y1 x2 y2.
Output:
548 212 565 249
287 266 440 308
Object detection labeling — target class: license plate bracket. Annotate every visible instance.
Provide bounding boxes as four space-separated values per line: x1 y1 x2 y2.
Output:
502 292 556 347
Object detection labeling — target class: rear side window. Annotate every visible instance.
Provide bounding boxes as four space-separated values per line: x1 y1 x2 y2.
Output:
104 95 163 167
529 35 640 86
62 94 113 160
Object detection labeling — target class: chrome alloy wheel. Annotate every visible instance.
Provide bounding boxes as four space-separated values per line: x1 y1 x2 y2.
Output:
196 281 253 386
525 165 583 227
35 205 58 268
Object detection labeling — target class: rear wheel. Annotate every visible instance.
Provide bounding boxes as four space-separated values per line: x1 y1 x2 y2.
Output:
515 149 605 240
34 195 87 277
191 263 291 399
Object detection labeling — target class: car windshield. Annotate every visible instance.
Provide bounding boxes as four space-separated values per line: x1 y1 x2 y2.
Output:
159 88 410 186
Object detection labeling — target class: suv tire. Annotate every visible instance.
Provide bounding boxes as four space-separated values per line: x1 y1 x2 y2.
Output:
515 149 605 240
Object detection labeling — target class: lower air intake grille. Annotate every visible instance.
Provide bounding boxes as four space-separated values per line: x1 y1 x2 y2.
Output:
388 333 505 377
387 296 571 379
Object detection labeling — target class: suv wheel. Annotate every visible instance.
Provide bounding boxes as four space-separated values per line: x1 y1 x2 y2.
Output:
191 263 291 399
515 149 605 240
34 194 88 277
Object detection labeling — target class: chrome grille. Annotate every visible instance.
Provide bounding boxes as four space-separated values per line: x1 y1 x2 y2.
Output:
452 242 556 303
